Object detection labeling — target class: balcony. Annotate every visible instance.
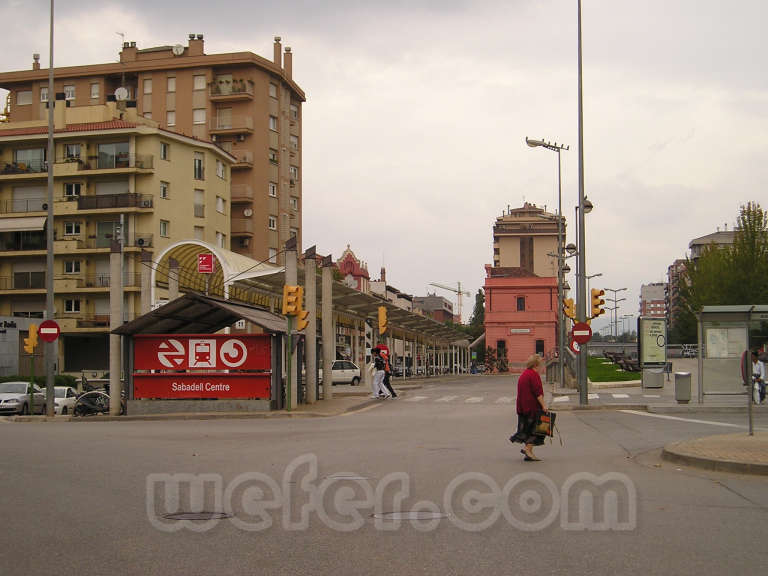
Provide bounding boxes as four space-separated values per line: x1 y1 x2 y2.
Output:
0 197 47 214
230 149 253 170
209 81 254 101
209 116 254 136
77 154 154 172
0 234 47 253
231 217 254 236
0 272 46 291
1 160 47 175
77 193 153 211
230 184 254 203
53 273 142 289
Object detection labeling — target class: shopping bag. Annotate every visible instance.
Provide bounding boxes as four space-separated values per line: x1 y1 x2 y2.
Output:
534 411 556 437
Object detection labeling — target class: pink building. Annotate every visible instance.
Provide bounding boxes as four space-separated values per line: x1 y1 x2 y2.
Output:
336 245 370 292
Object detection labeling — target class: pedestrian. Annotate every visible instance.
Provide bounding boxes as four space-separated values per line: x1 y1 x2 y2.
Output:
751 350 765 404
509 354 548 461
380 348 398 398
371 347 389 399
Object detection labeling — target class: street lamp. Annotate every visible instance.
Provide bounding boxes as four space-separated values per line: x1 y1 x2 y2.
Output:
526 136 569 389
604 287 627 338
576 0 589 405
586 272 602 296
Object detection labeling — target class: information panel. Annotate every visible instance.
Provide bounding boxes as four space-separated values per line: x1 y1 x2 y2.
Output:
639 317 667 366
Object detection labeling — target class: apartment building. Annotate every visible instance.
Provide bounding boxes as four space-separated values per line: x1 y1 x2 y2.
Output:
639 282 666 317
0 34 304 265
0 100 233 371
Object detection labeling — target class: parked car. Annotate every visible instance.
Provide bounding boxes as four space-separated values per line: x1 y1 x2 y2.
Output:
0 381 46 415
54 386 79 415
319 360 361 386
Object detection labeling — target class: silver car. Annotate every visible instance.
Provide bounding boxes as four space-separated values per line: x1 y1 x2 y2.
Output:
0 381 47 415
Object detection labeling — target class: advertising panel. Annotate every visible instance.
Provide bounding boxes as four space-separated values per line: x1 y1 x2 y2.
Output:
134 334 271 371
639 317 667 366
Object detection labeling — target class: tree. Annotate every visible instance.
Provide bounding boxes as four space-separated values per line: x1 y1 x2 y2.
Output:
675 202 768 342
469 289 485 331
485 346 497 373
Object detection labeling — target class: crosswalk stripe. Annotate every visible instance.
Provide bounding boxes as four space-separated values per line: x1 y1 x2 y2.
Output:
643 394 661 398
465 397 483 403
495 397 514 404
552 396 570 403
405 396 428 402
612 393 630 399
436 396 458 402
588 393 600 400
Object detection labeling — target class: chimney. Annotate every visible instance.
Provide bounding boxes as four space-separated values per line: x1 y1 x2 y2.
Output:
32 53 40 71
120 41 137 62
284 46 293 79
188 34 204 56
273 36 282 68
380 267 386 284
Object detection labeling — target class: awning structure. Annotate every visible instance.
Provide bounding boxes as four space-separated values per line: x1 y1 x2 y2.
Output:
114 292 287 335
0 216 47 232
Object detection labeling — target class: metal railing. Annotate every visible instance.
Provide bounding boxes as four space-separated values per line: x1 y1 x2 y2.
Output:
210 81 254 97
78 154 154 170
0 198 46 213
0 272 46 290
0 236 47 251
1 160 47 174
77 193 153 210
209 116 253 132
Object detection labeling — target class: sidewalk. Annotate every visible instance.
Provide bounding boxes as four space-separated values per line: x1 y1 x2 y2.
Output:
662 431 768 475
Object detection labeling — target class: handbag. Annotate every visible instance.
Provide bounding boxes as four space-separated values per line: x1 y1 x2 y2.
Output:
534 411 556 437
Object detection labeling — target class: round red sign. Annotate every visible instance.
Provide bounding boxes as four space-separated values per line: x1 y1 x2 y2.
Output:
38 319 60 343
569 339 581 354
572 322 592 345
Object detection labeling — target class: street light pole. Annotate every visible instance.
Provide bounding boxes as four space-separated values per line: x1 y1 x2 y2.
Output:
525 137 568 389
604 288 627 339
576 0 588 406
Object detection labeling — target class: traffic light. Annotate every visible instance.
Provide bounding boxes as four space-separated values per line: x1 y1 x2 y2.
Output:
378 306 388 335
23 324 38 354
282 285 303 316
563 298 575 320
296 309 310 332
591 288 606 318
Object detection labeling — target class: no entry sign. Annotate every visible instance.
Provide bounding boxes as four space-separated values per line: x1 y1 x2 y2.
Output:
38 319 60 343
572 322 592 345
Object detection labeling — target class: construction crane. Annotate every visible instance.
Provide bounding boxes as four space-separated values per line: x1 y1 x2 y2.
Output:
429 282 471 323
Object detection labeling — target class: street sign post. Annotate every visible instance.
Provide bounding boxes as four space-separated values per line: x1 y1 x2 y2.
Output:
38 319 60 343
572 322 592 345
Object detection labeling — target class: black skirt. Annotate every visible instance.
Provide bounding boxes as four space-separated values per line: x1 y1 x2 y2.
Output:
510 412 544 446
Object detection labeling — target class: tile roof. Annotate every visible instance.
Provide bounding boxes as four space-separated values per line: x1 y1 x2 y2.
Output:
0 120 137 137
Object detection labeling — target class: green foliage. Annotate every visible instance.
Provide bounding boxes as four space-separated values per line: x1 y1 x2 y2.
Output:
587 356 642 382
674 202 768 343
485 346 497 372
469 289 485 330
497 346 509 372
0 374 78 387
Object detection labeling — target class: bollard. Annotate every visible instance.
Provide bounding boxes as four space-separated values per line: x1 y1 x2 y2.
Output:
675 372 691 404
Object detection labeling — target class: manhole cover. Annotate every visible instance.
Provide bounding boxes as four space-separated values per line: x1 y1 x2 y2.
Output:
162 512 232 521
372 511 450 520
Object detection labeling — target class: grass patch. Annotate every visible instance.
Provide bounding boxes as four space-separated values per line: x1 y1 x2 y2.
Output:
587 356 641 382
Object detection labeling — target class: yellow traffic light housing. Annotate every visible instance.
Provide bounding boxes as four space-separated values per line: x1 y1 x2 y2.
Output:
591 288 606 318
296 309 310 332
378 306 388 335
282 285 303 316
23 324 38 354
563 298 575 320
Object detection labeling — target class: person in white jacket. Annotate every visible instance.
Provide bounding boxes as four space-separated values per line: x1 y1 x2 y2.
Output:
752 350 765 404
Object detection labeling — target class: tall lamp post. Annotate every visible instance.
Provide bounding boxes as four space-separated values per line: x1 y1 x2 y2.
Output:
526 137 568 388
604 287 627 338
576 0 589 406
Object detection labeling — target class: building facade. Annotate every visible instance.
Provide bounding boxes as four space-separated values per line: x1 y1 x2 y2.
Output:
0 34 304 265
639 282 666 317
336 245 370 292
0 100 233 372
412 294 454 323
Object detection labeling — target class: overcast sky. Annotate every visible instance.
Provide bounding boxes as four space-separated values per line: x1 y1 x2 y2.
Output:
2 0 766 329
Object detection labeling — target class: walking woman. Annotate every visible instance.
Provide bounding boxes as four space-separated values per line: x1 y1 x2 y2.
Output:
510 354 548 461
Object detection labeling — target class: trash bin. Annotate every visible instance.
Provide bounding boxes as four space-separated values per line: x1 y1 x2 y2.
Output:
675 372 691 404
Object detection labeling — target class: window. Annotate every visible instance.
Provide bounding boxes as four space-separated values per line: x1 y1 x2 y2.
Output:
216 196 226 214
64 221 81 235
90 83 99 99
269 83 277 98
268 148 278 163
193 152 204 180
268 215 277 230
64 299 81 313
535 340 545 356
517 297 525 312
289 196 298 210
64 85 75 100
290 227 298 238
65 143 81 160
268 248 277 264
268 182 277 197
216 232 225 248
143 78 153 94
14 147 46 170
194 189 205 217
160 220 169 237
166 111 176 126
290 104 298 120
64 260 81 274
160 142 169 160
167 77 176 92
64 183 81 197
193 226 204 240
40 87 48 102
216 159 225 179
193 75 207 91
289 134 298 150
97 142 129 169
289 165 298 180
193 108 206 125
269 115 278 131
160 181 169 199
16 91 32 105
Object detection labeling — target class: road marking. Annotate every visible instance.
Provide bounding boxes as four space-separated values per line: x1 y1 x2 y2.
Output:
643 394 661 398
588 393 600 400
436 396 458 403
465 397 483 403
612 393 630 399
553 396 570 403
405 396 428 402
495 397 514 404
618 410 761 429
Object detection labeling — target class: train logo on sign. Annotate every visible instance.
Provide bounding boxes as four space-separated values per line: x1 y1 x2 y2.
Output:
220 339 248 368
157 339 185 368
156 338 249 369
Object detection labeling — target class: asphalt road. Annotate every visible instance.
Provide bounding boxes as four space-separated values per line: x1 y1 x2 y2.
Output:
1 374 767 576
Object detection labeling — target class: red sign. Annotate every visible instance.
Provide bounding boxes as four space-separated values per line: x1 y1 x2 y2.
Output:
570 339 581 354
198 253 214 274
134 334 271 371
38 319 60 343
572 322 592 345
134 373 270 399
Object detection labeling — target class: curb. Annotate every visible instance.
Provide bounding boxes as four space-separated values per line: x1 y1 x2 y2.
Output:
661 446 768 476
649 405 762 414
551 403 649 412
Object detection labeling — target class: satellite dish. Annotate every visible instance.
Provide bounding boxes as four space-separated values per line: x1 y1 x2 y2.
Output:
114 87 129 101
172 44 184 56
243 208 253 217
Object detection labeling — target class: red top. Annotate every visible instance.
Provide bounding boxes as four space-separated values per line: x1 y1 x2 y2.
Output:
516 368 544 415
